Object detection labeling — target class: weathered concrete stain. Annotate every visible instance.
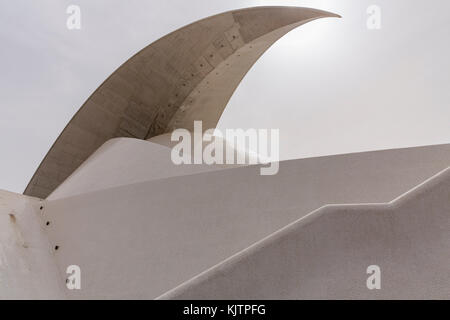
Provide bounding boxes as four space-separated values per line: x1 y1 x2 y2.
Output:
0 190 65 299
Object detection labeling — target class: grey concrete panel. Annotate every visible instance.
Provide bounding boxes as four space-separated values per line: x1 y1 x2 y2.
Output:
24 7 339 199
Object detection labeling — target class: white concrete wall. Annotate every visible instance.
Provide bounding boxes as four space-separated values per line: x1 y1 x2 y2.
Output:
48 138 225 200
0 190 65 299
41 143 450 299
160 167 450 299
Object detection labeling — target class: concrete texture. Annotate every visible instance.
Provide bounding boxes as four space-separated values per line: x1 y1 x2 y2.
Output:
40 143 450 299
24 6 340 199
159 167 450 300
0 190 64 299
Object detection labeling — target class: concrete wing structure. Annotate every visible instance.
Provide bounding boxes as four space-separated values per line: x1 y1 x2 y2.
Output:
24 6 340 199
2 6 449 301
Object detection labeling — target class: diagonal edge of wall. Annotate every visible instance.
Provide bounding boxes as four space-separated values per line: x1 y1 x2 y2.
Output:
157 167 450 299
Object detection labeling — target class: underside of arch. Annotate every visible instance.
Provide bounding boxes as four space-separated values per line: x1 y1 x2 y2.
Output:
24 6 340 198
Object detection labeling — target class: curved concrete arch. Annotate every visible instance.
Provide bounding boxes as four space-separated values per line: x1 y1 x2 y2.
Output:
24 6 340 198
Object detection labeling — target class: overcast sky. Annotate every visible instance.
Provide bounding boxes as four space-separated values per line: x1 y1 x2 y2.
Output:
1 0 450 193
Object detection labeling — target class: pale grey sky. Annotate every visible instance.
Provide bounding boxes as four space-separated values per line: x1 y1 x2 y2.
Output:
1 0 449 193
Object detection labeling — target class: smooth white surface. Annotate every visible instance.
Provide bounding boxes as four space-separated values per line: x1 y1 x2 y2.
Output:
160 167 450 299
42 143 450 299
0 190 64 299
48 138 224 200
